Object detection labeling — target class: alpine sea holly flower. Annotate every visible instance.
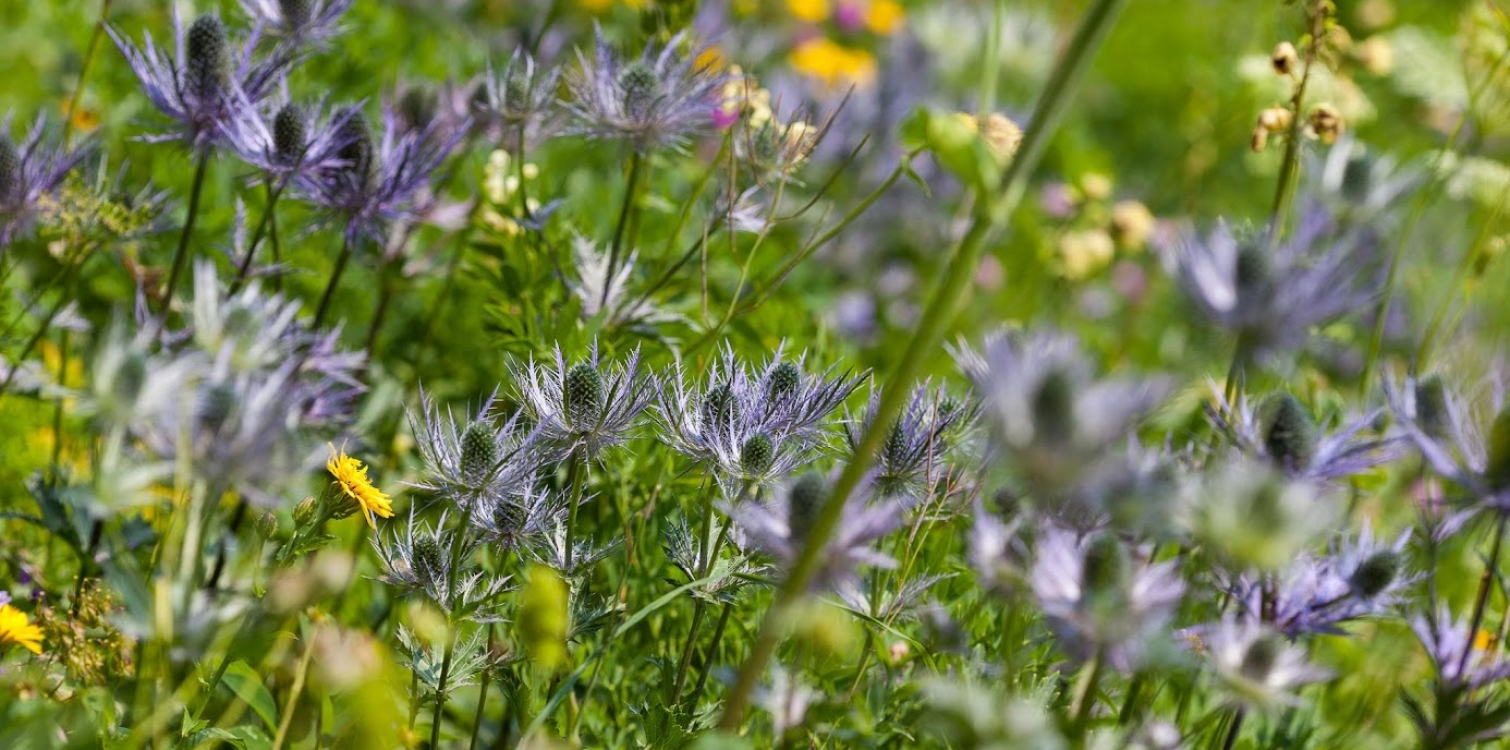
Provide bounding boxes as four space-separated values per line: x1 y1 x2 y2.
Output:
1412 606 1510 690
109 11 290 149
407 390 562 510
373 511 509 618
468 482 562 552
1191 616 1331 710
227 99 359 182
295 103 465 243
754 349 866 441
1388 371 1510 514
1162 201 1381 360
1029 526 1184 671
1228 524 1413 637
471 49 562 146
845 383 974 504
513 342 658 459
724 471 904 590
568 237 678 330
0 113 95 249
564 27 727 152
1208 385 1403 483
955 329 1171 500
1183 458 1338 572
238 0 355 50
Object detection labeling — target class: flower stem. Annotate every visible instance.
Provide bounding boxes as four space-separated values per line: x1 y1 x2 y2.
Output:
688 601 734 704
1458 514 1507 678
716 0 1128 729
63 0 113 147
157 148 212 322
231 178 287 292
562 451 586 572
1266 4 1325 234
602 150 645 309
1069 652 1104 741
271 633 315 750
313 233 356 328
1219 708 1246 750
468 624 497 750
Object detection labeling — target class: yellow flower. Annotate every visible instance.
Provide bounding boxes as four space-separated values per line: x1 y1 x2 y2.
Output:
327 446 394 530
865 0 904 35
787 0 830 23
790 37 877 89
0 604 44 655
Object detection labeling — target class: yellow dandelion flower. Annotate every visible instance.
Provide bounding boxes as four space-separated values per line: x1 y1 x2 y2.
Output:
787 0 831 23
865 0 904 35
327 446 394 530
790 37 877 90
0 604 44 655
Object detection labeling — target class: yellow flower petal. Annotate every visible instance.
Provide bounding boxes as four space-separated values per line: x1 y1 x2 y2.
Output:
327 445 394 530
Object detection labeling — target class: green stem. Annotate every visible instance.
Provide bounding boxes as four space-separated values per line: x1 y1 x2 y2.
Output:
313 233 355 329
230 178 286 292
469 624 498 750
431 503 481 748
688 600 734 704
271 633 315 750
1069 652 1104 741
562 451 586 572
431 631 459 748
716 0 1128 729
1267 4 1327 232
1458 514 1507 678
602 150 646 309
1219 708 1246 750
157 148 212 321
63 0 113 147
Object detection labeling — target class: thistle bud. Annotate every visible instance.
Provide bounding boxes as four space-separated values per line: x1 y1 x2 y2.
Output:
279 0 313 30
787 473 827 545
990 487 1022 520
397 84 438 133
1031 370 1076 446
185 16 232 101
255 511 280 540
1257 106 1293 133
0 136 17 203
740 433 776 477
272 104 308 165
334 108 375 184
1307 103 1344 144
1240 632 1282 682
293 496 318 525
1414 376 1450 438
1271 41 1299 76
1080 532 1130 598
1261 392 1317 473
1235 241 1270 293
767 361 801 401
618 61 661 120
1348 550 1400 598
460 421 498 486
1485 406 1510 492
564 363 605 428
412 535 446 584
701 383 739 433
882 420 909 468
195 382 238 434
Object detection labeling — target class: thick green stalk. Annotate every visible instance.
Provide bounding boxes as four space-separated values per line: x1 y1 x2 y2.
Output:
602 151 646 309
468 624 498 750
717 0 1130 729
562 451 587 571
230 178 287 291
63 0 113 147
158 149 212 321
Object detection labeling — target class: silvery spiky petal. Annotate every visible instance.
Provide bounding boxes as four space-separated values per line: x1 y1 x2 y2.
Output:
295 103 465 243
531 520 622 579
109 10 291 149
955 329 1171 500
569 236 680 330
1029 525 1184 671
513 341 658 459
407 390 562 512
1189 616 1331 710
1162 201 1380 358
238 0 354 50
0 113 95 248
1208 384 1404 484
374 510 510 619
467 481 563 552
564 27 726 152
472 49 562 145
845 383 974 504
837 572 955 622
1387 372 1510 517
724 471 902 590
1412 606 1510 690
664 516 768 604
226 98 358 182
754 346 866 441
1229 524 1413 637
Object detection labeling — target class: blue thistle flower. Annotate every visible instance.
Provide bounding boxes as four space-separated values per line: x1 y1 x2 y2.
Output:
239 0 355 50
0 113 95 249
564 27 726 152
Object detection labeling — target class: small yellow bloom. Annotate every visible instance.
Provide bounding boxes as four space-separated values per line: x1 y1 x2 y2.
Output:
1475 628 1498 651
865 0 904 35
0 604 44 655
790 37 877 89
787 0 831 23
327 446 394 530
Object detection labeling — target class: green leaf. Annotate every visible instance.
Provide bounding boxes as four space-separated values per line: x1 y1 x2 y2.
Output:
221 660 279 733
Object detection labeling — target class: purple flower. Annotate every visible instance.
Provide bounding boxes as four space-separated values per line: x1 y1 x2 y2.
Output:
0 113 95 249
227 99 359 182
564 26 727 152
294 103 463 243
1412 606 1510 690
1208 384 1404 484
110 11 291 150
238 0 355 50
